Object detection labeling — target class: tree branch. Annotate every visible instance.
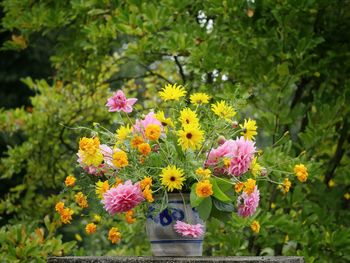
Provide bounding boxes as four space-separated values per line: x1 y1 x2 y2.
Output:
174 55 186 84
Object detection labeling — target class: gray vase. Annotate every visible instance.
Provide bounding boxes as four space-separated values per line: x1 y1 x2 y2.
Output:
145 193 205 256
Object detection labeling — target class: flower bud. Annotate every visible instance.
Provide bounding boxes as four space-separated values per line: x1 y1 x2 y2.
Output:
231 121 238 129
152 144 160 153
217 136 226 145
260 167 268 176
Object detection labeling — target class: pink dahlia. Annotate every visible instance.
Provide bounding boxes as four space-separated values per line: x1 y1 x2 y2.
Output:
102 180 144 214
173 221 204 238
228 137 256 176
206 140 236 167
106 90 137 113
237 186 260 217
133 112 163 135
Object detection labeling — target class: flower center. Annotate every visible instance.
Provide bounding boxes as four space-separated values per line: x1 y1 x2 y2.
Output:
170 176 176 182
186 133 192 139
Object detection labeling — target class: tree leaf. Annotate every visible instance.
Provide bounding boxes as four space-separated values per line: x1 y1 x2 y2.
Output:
197 196 212 221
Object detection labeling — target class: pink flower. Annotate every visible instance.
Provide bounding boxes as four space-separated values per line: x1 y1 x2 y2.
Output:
133 112 163 135
106 90 137 113
205 140 236 167
173 221 204 238
227 137 256 176
237 186 260 217
102 180 144 214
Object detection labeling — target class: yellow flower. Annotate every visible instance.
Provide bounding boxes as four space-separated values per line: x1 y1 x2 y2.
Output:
250 157 262 177
131 135 144 148
240 119 258 140
195 168 211 179
125 210 136 224
244 179 256 195
177 125 204 150
78 137 104 166
138 143 151 156
75 192 88 208
60 208 74 224
85 223 97 234
211 101 236 120
112 150 128 168
234 182 244 193
55 201 65 213
223 157 231 168
190 92 210 105
293 164 308 183
140 176 153 190
145 124 161 141
65 175 76 187
328 179 335 188
116 125 131 142
160 165 185 192
179 108 199 127
159 83 187 101
344 193 350 200
143 185 154 202
113 177 123 188
250 220 260 234
96 180 110 199
281 178 291 193
155 111 174 129
75 234 83 242
196 180 213 198
270 202 276 209
108 227 121 244
93 214 101 223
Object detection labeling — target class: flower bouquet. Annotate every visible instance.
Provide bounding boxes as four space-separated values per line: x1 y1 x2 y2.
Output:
55 84 309 256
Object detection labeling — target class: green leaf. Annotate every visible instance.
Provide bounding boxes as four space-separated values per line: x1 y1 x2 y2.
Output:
277 62 289 77
197 196 212 221
212 197 235 212
210 178 232 202
190 183 204 207
210 204 232 222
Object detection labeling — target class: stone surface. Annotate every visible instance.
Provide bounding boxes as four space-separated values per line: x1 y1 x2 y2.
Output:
48 256 304 263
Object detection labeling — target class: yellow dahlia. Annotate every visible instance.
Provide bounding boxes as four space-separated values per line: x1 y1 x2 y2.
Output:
112 150 128 168
195 180 213 197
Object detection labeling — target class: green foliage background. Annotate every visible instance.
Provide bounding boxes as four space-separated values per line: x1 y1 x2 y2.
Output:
0 0 349 262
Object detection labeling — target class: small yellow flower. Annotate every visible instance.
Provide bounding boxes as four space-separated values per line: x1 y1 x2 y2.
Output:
93 214 102 223
195 168 211 179
250 157 262 177
234 182 244 193
108 227 121 244
270 202 276 209
190 92 210 105
160 165 185 192
328 179 335 188
85 223 97 234
195 180 213 198
125 210 136 224
240 119 258 141
96 180 110 199
143 185 154 202
60 208 74 224
78 137 104 166
177 125 204 150
281 178 291 193
179 108 199 127
159 84 187 101
244 179 256 195
65 175 76 187
344 193 350 200
55 201 65 213
140 176 153 190
155 111 174 129
223 157 231 168
250 220 260 234
131 136 144 148
75 234 83 242
211 101 236 120
116 125 132 142
112 150 128 168
138 143 151 156
145 124 161 141
75 192 88 208
293 164 308 182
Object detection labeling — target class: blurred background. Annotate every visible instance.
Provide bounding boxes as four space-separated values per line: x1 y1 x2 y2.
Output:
0 1 349 262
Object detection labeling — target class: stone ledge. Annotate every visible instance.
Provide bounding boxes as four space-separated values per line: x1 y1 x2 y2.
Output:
48 256 304 263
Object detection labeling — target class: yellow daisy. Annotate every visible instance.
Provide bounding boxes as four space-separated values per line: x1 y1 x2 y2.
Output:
177 125 204 150
159 84 187 101
116 125 132 142
160 165 185 192
250 157 262 177
179 108 199 127
155 111 174 129
190 92 210 105
240 119 257 140
211 101 236 120
95 180 110 199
